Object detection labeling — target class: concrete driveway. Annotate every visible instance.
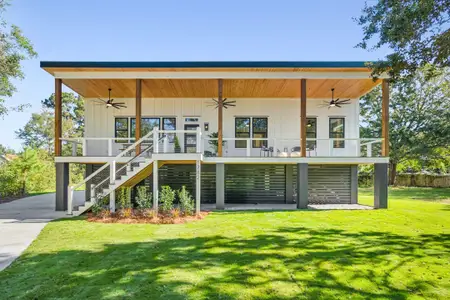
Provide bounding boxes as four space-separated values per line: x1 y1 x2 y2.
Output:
0 192 84 271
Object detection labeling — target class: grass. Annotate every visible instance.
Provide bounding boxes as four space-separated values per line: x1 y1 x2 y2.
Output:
0 188 449 299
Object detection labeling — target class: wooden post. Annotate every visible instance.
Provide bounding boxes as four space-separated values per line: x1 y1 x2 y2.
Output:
217 79 223 157
382 79 389 157
300 79 307 157
135 79 142 155
54 79 62 156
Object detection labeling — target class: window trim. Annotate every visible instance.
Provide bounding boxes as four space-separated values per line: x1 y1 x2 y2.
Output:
329 117 345 148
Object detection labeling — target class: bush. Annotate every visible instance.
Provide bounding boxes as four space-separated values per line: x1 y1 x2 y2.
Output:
135 185 152 210
178 186 195 215
117 187 132 210
159 186 175 214
0 163 22 197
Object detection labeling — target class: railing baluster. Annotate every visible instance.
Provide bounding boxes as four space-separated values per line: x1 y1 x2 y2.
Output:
82 139 87 156
108 139 113 156
246 139 251 157
367 143 372 157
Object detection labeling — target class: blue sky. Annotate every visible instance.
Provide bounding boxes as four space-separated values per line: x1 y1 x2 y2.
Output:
1 0 388 151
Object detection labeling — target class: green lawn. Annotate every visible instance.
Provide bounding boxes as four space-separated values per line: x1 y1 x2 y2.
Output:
0 188 449 299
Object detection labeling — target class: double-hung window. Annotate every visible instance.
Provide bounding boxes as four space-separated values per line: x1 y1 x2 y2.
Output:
115 118 129 142
252 118 268 148
235 118 250 148
235 117 268 148
329 117 345 148
306 117 317 149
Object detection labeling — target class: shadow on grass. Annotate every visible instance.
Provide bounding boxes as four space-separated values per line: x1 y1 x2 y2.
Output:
0 226 449 299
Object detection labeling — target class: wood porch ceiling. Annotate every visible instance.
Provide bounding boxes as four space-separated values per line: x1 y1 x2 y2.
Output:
61 78 380 99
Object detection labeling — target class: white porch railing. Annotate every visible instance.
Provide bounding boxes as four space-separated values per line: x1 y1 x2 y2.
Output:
202 137 383 157
61 128 383 159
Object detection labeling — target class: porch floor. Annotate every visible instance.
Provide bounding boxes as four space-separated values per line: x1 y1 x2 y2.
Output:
201 203 373 211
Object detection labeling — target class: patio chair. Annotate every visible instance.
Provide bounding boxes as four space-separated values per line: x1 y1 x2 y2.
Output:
260 145 274 157
290 146 301 157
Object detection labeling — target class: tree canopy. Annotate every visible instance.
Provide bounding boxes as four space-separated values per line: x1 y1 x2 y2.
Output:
0 0 37 117
356 0 450 79
360 66 450 183
16 92 84 153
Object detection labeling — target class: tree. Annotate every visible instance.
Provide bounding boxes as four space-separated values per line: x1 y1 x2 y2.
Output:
16 110 54 152
16 92 84 153
11 148 42 195
42 92 85 135
356 0 450 79
0 144 15 155
0 0 37 117
360 67 450 184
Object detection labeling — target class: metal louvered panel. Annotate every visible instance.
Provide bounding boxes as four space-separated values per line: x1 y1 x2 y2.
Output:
293 165 351 204
145 164 216 203
225 164 286 203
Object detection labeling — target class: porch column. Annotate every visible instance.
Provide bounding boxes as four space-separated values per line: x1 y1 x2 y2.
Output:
382 79 389 157
217 79 223 157
55 162 69 211
374 163 388 208
296 163 308 209
55 79 62 156
216 163 225 209
153 160 159 211
195 160 201 214
300 79 307 157
135 79 142 154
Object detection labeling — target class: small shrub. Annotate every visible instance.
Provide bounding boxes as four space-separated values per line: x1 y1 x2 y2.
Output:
117 187 132 210
98 208 111 219
171 208 181 218
178 186 195 216
142 208 156 219
159 186 175 214
135 186 152 210
91 203 103 216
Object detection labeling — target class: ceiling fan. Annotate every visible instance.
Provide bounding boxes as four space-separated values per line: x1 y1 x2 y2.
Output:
319 88 351 109
94 88 127 110
209 98 236 109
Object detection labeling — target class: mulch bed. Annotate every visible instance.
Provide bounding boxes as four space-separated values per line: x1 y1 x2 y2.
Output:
87 211 210 224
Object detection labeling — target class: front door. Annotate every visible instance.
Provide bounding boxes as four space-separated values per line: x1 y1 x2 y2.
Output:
184 124 199 153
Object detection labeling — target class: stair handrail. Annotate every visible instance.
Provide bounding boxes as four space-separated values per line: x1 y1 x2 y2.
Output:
92 135 166 199
67 130 155 215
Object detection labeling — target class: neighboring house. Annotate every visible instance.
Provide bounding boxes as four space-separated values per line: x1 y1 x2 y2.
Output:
41 61 390 214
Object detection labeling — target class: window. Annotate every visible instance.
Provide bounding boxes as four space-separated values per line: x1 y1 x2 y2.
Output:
131 118 160 138
115 117 176 143
235 117 268 148
115 118 129 142
235 118 250 148
329 118 345 148
306 117 317 149
252 118 268 148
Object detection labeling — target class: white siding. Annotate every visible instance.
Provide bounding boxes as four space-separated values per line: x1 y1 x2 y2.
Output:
84 97 360 157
